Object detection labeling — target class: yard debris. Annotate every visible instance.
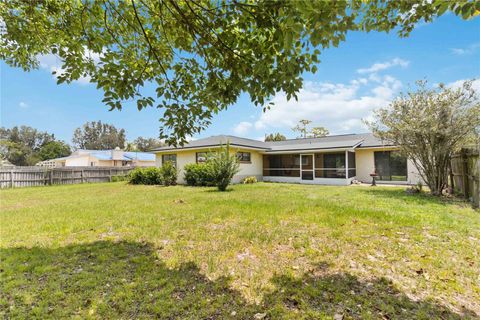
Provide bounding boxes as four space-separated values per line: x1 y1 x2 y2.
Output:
334 313 344 320
236 249 255 262
254 312 267 319
174 199 185 204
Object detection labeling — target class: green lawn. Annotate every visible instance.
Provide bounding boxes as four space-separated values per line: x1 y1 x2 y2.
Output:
1 182 479 319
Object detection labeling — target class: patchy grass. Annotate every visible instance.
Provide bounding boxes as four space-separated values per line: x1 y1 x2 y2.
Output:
1 182 479 319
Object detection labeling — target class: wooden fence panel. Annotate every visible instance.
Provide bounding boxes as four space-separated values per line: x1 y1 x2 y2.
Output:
451 148 479 208
0 167 134 189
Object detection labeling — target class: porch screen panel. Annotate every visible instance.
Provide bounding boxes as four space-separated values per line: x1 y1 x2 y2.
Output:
263 155 300 177
315 153 346 178
348 151 356 178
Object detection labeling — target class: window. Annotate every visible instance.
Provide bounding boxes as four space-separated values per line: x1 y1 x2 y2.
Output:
196 151 215 163
90 162 95 167
236 152 251 163
162 154 177 167
263 154 300 177
374 151 407 181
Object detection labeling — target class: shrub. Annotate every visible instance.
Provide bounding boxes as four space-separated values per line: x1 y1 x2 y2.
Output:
111 175 127 182
210 144 240 191
127 167 162 185
160 161 177 186
184 163 216 186
243 176 257 184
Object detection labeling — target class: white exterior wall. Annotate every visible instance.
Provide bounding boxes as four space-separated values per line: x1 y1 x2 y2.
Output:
156 149 263 184
65 155 91 166
355 148 422 185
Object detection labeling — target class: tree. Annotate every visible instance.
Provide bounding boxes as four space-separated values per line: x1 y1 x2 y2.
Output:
292 120 312 139
368 80 480 196
310 127 329 138
265 133 287 142
1 1 476 145
0 126 55 165
132 137 163 152
38 141 71 161
72 121 126 150
210 144 240 191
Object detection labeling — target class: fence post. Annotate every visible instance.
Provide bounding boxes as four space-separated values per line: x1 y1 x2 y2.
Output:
10 170 14 188
462 150 469 199
81 169 85 183
49 170 53 185
109 169 112 182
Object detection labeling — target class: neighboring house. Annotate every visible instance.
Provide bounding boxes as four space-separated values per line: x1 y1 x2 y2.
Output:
152 133 422 185
36 148 155 167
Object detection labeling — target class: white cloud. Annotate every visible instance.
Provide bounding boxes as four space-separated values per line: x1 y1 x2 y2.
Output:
254 120 265 130
36 48 102 85
447 79 480 92
18 101 28 108
450 43 480 56
233 121 253 135
357 58 410 74
255 75 403 134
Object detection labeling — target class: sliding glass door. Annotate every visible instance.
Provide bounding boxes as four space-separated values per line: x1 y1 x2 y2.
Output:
374 151 407 181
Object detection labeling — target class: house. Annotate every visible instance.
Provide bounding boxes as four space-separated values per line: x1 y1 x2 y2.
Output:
36 148 155 168
152 133 422 185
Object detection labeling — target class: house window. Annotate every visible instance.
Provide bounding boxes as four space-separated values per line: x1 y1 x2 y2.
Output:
162 154 177 167
314 153 346 178
374 151 407 181
90 162 95 167
236 152 251 163
196 151 216 163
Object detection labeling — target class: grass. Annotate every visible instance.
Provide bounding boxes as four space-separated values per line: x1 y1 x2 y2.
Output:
1 182 479 319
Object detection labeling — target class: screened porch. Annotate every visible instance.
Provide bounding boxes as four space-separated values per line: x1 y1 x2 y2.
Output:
262 151 356 185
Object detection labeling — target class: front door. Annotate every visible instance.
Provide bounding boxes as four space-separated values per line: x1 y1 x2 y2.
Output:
301 154 314 180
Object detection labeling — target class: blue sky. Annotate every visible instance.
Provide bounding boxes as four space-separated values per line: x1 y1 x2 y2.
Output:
1 14 479 144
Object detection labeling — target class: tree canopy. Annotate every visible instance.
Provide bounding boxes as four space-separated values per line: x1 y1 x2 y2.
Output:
72 121 126 150
0 126 69 165
1 1 478 144
37 141 71 161
130 137 164 151
368 80 480 195
265 133 286 142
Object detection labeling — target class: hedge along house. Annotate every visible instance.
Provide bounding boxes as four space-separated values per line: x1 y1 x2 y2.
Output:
152 133 422 185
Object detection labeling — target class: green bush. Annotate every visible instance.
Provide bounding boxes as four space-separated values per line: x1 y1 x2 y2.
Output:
127 167 163 185
160 161 177 186
210 144 240 191
243 176 257 184
183 163 216 186
111 175 127 182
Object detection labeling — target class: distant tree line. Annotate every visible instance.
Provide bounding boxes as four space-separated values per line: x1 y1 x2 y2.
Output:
1 121 163 166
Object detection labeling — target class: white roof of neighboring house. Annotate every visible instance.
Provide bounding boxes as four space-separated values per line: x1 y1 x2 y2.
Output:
47 149 155 162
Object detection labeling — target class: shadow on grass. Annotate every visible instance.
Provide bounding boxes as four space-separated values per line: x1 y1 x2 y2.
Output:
356 187 469 207
1 241 476 319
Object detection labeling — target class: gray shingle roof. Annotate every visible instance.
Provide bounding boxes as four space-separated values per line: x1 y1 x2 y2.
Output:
151 135 270 151
151 133 394 152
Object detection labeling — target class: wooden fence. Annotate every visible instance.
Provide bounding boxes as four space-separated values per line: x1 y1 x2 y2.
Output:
451 148 479 208
0 167 134 189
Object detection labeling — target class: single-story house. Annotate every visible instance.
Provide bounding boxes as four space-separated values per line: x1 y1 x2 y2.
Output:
36 148 155 168
152 133 422 185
